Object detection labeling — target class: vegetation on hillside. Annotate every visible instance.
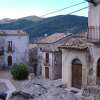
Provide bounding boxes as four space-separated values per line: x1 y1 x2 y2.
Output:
0 15 88 42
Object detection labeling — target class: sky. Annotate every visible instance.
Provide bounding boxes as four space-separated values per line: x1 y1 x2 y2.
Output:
0 0 88 19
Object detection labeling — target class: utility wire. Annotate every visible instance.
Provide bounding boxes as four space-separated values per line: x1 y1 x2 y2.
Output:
68 6 88 15
24 6 88 30
41 1 87 17
40 6 88 25
24 1 88 30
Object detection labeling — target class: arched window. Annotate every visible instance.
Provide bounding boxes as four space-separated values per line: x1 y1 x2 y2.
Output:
72 59 82 65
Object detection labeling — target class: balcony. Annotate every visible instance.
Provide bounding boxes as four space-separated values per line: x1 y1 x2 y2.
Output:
7 47 15 53
87 26 100 42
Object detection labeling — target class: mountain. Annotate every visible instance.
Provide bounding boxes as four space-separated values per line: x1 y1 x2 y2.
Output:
0 18 16 24
0 15 88 42
20 16 43 22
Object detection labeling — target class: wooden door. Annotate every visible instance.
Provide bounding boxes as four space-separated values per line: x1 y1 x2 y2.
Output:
8 56 12 66
97 59 100 85
45 67 49 79
72 64 82 89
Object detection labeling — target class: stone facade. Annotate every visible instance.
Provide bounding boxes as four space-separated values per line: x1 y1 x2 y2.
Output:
60 0 100 89
29 44 38 74
61 48 88 87
36 33 72 79
41 51 62 80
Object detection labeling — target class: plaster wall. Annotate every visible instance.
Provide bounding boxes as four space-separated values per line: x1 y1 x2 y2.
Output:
62 49 88 88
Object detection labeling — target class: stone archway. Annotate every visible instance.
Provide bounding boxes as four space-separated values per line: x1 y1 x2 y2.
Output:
8 55 12 66
72 59 82 89
97 58 100 85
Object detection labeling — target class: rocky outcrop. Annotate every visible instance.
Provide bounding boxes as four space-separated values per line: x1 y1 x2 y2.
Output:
8 79 83 100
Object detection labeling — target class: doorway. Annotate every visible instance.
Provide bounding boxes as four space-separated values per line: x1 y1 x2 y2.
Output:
8 56 12 66
45 67 49 79
72 59 82 89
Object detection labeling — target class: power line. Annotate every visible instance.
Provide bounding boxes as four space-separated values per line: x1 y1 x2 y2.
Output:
40 6 88 25
41 1 87 17
68 6 88 15
24 6 88 30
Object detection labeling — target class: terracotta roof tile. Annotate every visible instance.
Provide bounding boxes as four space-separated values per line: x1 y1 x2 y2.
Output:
60 37 91 50
38 33 67 43
41 44 60 52
0 30 27 36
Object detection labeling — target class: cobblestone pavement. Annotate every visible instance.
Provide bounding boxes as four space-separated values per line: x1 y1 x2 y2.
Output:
0 70 27 90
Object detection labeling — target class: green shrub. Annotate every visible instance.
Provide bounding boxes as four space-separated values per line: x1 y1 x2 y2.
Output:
11 64 29 80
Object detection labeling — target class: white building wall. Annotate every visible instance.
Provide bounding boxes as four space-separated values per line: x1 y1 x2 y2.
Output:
89 4 100 26
0 37 5 67
88 3 100 40
4 35 29 66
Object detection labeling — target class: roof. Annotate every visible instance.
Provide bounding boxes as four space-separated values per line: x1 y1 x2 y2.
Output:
38 33 88 52
41 44 60 52
29 44 37 49
60 37 92 50
0 30 27 36
37 33 68 44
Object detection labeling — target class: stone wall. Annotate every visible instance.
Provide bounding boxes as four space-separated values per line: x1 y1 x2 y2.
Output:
62 49 88 88
82 86 100 100
53 52 62 79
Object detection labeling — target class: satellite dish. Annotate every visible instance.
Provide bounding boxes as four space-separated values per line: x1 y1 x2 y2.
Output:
44 33 48 37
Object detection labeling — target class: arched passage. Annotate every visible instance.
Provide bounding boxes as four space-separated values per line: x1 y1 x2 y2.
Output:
8 55 12 66
97 58 100 85
72 58 82 89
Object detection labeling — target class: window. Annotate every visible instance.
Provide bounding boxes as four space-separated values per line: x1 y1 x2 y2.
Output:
8 41 12 47
45 53 49 64
0 47 4 56
8 41 12 52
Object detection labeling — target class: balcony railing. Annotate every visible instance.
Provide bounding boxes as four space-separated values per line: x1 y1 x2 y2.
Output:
87 26 100 41
6 47 15 53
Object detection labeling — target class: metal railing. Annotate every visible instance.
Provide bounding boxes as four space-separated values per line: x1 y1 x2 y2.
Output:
87 26 100 41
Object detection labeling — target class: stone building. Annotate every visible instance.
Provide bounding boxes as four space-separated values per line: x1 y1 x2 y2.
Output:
29 44 38 75
0 30 29 69
60 0 100 89
37 33 72 79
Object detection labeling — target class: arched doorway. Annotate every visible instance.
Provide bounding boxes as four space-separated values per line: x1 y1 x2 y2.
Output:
72 59 82 89
97 59 100 85
8 56 12 66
